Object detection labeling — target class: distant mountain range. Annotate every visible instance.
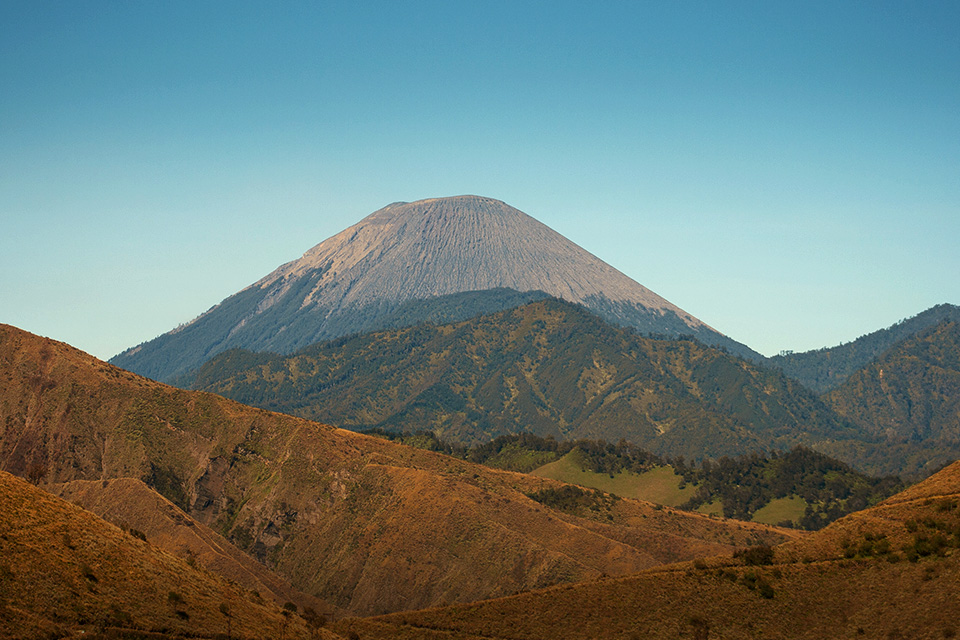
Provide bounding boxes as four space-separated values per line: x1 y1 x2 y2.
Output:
770 303 960 393
189 298 876 464
190 298 960 477
6 192 958 637
110 195 759 382
824 320 960 473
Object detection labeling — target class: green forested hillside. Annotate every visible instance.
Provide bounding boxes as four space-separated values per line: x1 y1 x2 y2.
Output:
823 321 960 477
191 299 880 465
120 287 551 384
770 303 960 393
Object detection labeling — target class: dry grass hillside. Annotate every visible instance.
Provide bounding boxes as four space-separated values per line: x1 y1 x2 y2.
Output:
0 324 794 617
49 477 337 617
336 461 960 640
0 470 330 640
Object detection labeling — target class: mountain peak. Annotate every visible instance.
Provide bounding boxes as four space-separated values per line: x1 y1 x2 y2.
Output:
263 194 689 316
112 196 759 381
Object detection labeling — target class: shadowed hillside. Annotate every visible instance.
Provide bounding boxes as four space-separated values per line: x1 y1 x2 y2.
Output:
0 323 793 617
770 303 960 393
0 470 326 640
824 321 960 477
336 462 960 640
49 477 336 618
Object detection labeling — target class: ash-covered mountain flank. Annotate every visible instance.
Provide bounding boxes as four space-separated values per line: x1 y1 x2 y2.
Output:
112 195 757 382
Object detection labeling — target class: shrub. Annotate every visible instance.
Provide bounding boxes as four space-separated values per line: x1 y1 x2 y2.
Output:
734 545 774 566
79 564 97 582
756 578 775 599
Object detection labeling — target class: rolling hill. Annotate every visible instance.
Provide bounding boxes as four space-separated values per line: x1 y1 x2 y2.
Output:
110 195 759 383
770 303 960 393
0 470 326 640
0 322 793 617
48 476 336 618
336 460 960 640
364 431 903 529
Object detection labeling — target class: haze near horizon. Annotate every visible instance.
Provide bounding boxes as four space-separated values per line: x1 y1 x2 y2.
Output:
1 2 957 359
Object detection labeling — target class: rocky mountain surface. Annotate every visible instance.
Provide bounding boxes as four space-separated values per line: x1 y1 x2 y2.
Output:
111 195 758 382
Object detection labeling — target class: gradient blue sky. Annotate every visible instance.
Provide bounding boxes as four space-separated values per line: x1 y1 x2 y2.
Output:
2 1 958 360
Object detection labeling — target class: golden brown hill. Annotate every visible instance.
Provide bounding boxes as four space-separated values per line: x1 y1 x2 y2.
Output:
337 462 960 640
0 324 794 616
48 477 337 618
0 470 326 640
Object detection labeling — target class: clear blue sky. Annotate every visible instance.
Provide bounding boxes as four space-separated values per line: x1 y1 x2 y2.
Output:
2 1 958 360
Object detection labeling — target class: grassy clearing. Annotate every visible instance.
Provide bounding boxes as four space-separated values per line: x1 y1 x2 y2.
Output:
751 496 808 525
531 453 696 506
697 499 724 516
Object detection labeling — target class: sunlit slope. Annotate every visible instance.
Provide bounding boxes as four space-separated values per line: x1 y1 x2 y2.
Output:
337 462 960 640
0 323 791 616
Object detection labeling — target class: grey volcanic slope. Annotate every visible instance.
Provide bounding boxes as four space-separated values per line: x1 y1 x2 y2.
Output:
112 196 758 382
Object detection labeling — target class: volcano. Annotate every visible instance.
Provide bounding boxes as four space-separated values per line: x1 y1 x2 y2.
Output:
112 195 757 381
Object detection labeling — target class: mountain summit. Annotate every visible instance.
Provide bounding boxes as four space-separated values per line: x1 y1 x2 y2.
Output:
112 195 756 381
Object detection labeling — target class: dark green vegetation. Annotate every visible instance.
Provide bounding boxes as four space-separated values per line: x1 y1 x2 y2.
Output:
190 298 910 471
770 303 960 393
525 485 619 518
823 320 960 477
361 430 661 475
365 430 902 530
117 287 551 384
674 447 903 529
